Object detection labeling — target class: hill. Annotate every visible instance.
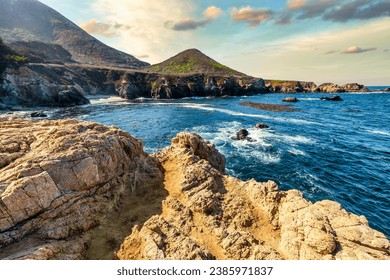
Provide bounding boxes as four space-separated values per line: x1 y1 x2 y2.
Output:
0 0 148 68
147 48 247 76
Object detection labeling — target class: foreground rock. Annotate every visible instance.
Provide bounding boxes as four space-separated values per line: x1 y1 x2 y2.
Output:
0 120 389 260
0 119 163 259
116 132 390 260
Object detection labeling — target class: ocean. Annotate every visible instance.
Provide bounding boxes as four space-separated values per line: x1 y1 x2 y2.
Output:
11 91 390 239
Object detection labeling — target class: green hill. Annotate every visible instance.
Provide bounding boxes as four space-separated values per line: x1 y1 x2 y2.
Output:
146 49 248 77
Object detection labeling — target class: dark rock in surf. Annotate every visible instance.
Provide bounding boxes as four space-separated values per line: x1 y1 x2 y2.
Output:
31 111 47 118
237 129 249 140
320 95 343 101
256 123 269 129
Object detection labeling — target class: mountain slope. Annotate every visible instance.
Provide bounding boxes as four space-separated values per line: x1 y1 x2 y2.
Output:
147 49 247 77
0 0 148 68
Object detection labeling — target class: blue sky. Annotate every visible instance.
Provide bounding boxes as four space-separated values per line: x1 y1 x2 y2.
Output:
39 0 390 85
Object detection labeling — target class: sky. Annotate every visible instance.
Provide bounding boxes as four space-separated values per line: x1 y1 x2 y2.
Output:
39 0 390 85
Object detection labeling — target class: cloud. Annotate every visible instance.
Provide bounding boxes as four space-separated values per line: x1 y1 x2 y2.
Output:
231 6 273 26
164 5 223 31
80 18 117 37
276 12 294 25
204 6 223 19
164 19 208 31
343 45 376 54
325 50 338 54
295 0 336 19
90 0 201 63
323 0 390 22
287 0 307 10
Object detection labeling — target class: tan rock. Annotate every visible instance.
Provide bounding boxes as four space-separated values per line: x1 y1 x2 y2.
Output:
117 132 390 260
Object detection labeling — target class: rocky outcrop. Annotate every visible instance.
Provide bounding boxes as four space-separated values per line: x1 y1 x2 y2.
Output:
0 119 163 259
320 95 343 101
265 80 369 93
1 120 389 260
116 132 390 260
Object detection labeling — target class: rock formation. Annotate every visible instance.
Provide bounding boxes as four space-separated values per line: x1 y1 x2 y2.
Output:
0 118 163 259
1 119 389 260
116 132 390 260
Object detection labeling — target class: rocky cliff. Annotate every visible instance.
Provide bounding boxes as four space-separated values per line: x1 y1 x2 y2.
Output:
0 63 266 107
0 119 388 260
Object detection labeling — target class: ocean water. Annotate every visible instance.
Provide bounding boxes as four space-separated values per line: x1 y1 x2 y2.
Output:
15 92 390 238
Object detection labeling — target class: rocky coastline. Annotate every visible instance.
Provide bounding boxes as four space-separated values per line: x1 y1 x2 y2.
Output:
0 63 381 109
0 118 388 260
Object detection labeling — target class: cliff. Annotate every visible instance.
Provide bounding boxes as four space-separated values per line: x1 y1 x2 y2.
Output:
0 118 388 260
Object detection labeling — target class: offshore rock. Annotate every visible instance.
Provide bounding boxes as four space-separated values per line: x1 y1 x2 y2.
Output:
116 132 390 260
0 119 163 259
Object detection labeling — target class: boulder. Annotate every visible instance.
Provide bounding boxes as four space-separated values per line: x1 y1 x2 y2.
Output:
237 129 249 140
58 87 90 107
256 123 269 129
283 97 299 102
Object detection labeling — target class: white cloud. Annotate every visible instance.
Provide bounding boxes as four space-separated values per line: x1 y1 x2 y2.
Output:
231 6 273 26
90 0 196 63
204 6 223 19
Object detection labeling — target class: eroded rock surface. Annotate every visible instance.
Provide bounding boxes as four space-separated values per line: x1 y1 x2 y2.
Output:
116 132 390 260
0 119 163 259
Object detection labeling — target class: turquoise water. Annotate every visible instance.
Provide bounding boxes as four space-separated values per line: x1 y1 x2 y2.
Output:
35 92 390 238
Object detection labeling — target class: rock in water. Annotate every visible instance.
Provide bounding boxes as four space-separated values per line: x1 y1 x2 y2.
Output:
30 111 47 118
256 123 269 129
237 129 249 140
320 95 343 101
282 97 299 102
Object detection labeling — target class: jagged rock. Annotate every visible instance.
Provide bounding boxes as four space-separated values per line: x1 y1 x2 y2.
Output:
236 129 249 140
283 97 299 102
256 123 269 129
116 132 390 260
0 119 163 259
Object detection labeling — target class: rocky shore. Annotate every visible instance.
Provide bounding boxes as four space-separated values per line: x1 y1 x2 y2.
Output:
0 118 388 260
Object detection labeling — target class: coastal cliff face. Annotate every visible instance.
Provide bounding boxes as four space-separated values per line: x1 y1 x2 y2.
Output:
0 119 388 260
0 64 266 107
